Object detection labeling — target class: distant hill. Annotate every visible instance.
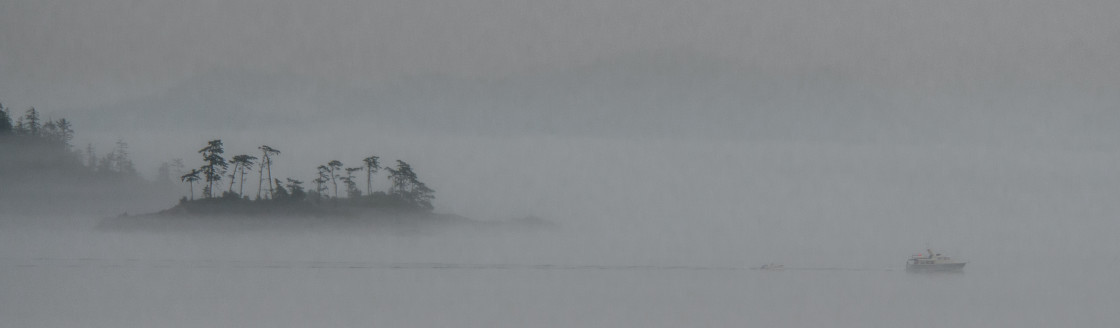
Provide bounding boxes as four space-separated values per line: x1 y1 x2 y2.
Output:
63 53 1120 149
0 110 177 218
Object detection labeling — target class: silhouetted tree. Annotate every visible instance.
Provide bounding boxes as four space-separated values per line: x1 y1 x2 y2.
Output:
314 165 330 200
227 154 257 196
98 139 136 175
257 145 280 199
14 116 26 135
42 119 58 143
170 158 185 178
326 160 342 198
97 152 114 172
53 118 73 149
386 160 435 209
285 178 306 201
0 104 11 135
22 107 40 137
180 168 202 201
272 178 290 199
386 160 412 195
343 167 362 198
198 139 228 198
227 154 257 195
115 139 136 174
362 155 380 195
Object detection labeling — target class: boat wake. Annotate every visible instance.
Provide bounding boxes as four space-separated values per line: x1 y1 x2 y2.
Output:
1 258 896 272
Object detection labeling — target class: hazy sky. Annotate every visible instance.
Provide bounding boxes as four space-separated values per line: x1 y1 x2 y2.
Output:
2 0 1119 189
5 4 1120 326
3 0 1118 110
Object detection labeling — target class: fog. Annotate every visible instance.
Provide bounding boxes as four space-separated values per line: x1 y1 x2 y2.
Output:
3 0 1120 327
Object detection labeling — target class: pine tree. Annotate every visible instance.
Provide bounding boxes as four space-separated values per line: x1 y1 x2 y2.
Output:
0 104 11 135
180 168 202 201
228 155 257 196
198 140 228 198
314 165 330 200
257 145 280 199
54 119 73 149
386 160 435 209
227 154 257 195
113 139 136 175
362 155 381 195
343 167 362 198
285 178 306 201
23 107 40 137
326 160 342 198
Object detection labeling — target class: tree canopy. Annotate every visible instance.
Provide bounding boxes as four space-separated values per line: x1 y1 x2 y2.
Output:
169 139 437 213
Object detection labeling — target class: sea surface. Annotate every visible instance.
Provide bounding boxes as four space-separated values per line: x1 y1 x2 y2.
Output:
2 223 1116 328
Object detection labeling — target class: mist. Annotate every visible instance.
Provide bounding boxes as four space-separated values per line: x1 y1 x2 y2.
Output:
3 0 1120 327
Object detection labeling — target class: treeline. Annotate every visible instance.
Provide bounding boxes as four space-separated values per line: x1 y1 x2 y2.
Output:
0 105 74 145
1 103 179 217
1 101 437 215
0 104 139 178
177 139 435 211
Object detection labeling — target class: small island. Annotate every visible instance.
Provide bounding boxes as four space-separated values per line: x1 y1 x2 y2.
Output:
166 139 436 214
106 135 474 231
2 103 546 231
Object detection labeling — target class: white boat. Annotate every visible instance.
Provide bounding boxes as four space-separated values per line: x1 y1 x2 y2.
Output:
906 249 966 272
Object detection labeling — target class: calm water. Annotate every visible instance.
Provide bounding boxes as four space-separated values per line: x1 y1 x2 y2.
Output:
2 227 1116 328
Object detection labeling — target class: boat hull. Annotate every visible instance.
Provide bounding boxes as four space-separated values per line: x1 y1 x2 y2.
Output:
905 262 966 272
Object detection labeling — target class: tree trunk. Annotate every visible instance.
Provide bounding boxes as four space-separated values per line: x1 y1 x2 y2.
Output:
238 168 247 196
330 168 338 198
228 163 239 193
256 161 265 200
266 158 274 198
207 166 213 198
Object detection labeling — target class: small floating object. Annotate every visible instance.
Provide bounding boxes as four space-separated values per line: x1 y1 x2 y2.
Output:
759 263 784 271
906 249 966 272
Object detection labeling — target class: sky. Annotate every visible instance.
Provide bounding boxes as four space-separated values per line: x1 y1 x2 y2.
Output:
3 0 1117 109
5 3 1120 326
2 0 1119 219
